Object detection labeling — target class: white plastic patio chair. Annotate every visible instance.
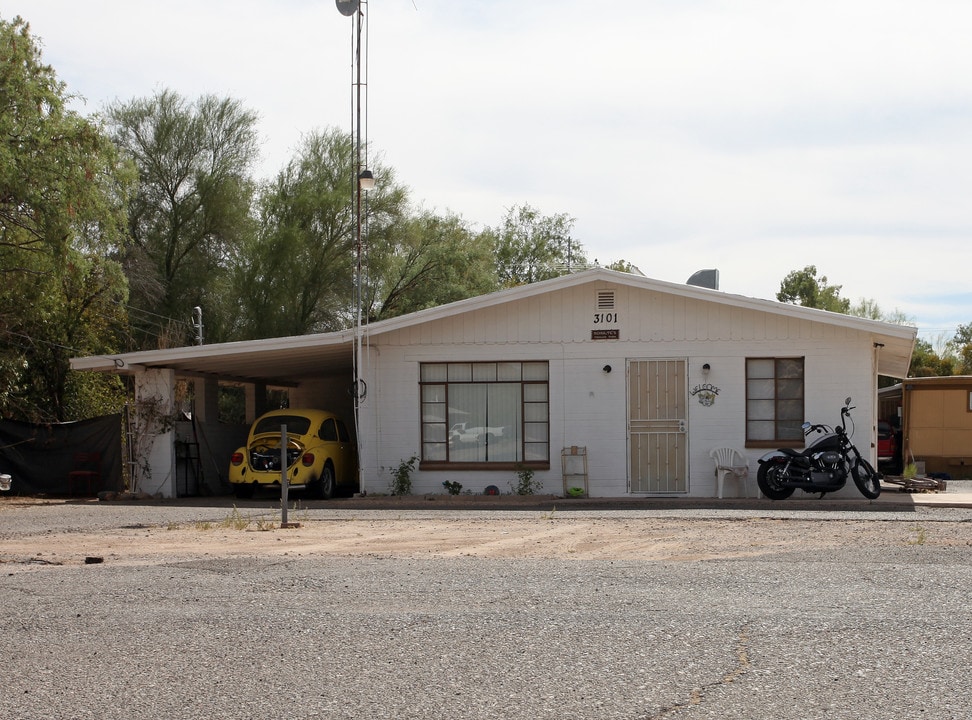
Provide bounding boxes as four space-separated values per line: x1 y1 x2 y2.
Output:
709 447 753 498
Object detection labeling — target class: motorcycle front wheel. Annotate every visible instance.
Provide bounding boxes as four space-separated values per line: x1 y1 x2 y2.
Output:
757 462 795 500
852 459 881 499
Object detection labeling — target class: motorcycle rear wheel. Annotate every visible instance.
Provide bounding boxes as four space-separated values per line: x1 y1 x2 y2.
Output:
852 459 881 499
757 462 795 500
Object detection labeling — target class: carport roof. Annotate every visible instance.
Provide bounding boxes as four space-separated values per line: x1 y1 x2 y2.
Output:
71 329 357 386
71 269 918 384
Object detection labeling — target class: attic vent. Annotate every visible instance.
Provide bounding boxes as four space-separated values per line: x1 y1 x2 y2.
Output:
597 290 615 310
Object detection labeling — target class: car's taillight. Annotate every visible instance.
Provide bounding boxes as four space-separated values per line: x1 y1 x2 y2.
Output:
302 453 315 466
231 452 244 466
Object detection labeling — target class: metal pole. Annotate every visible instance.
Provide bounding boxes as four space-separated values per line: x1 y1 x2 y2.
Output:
337 0 369 497
353 1 367 495
280 423 289 527
192 306 204 345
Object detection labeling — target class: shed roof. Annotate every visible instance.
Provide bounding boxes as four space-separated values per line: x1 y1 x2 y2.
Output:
880 376 972 396
71 269 917 383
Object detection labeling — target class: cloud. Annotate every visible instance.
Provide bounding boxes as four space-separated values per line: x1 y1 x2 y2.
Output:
9 0 972 340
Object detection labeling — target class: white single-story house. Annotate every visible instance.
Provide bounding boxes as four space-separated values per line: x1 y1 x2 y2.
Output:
71 269 916 499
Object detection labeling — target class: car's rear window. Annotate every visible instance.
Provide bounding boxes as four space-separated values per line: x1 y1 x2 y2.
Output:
252 415 312 435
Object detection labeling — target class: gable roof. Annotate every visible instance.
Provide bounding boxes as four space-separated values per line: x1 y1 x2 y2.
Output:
71 268 917 383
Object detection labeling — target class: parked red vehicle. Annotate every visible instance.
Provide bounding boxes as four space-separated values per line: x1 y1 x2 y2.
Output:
877 420 897 466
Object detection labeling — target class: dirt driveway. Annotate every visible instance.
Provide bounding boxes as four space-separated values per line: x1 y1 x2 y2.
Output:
3 496 969 569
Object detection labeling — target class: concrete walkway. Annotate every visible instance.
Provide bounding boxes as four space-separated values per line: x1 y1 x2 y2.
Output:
873 479 972 508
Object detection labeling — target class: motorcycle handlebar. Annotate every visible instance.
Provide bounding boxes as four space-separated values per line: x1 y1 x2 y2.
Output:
803 403 855 438
804 423 831 436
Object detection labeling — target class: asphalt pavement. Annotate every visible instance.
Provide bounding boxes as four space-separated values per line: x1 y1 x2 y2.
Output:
2 487 971 720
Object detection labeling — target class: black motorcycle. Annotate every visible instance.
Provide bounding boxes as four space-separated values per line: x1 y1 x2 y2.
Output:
757 398 881 500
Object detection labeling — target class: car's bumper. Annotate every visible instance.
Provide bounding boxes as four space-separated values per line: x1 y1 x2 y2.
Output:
228 467 317 487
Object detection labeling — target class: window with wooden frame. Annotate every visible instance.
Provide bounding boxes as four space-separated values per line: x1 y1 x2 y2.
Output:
745 357 805 447
420 361 549 469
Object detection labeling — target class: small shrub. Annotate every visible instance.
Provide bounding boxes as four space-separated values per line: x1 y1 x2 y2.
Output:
511 464 541 495
219 506 250 531
442 480 463 495
908 524 927 545
255 515 276 532
566 486 585 498
391 455 418 496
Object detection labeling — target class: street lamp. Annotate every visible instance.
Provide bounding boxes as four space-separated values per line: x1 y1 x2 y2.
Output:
358 169 375 191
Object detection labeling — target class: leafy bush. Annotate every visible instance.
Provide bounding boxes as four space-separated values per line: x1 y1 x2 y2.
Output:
442 480 463 495
511 464 541 495
391 455 418 495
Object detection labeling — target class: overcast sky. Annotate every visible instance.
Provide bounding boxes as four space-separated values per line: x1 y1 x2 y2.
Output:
10 1 972 343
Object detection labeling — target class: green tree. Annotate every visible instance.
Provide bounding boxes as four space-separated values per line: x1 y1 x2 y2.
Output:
231 129 410 338
365 210 498 322
849 297 882 320
909 337 956 377
951 322 972 374
2 249 128 421
487 204 587 287
108 89 259 347
777 266 937 381
0 16 131 422
231 129 356 338
234 128 495 336
1 16 129 260
606 259 640 274
776 265 850 313
880 308 915 327
954 323 972 345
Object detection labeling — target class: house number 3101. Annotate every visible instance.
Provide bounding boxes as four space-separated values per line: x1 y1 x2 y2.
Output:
593 312 618 324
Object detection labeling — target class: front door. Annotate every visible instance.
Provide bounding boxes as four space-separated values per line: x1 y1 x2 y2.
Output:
628 359 687 493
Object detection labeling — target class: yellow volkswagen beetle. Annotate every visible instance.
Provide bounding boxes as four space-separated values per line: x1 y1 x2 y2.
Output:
228 409 358 499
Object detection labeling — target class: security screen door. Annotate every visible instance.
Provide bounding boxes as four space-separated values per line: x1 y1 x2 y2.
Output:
628 359 688 493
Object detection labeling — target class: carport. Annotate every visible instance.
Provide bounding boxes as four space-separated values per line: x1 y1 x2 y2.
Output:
71 329 358 498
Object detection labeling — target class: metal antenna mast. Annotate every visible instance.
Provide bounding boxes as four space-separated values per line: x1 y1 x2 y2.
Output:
336 0 373 492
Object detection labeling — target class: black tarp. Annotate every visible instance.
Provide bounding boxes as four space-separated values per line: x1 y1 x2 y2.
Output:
0 415 123 495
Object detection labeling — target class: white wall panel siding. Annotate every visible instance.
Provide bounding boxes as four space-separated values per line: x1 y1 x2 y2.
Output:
357 279 887 498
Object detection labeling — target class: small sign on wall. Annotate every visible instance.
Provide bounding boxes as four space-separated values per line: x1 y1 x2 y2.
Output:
592 329 619 340
691 383 720 406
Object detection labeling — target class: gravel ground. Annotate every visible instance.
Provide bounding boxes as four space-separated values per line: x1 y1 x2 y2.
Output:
2 495 971 719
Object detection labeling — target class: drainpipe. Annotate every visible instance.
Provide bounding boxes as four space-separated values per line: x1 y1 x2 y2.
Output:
873 342 884 466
